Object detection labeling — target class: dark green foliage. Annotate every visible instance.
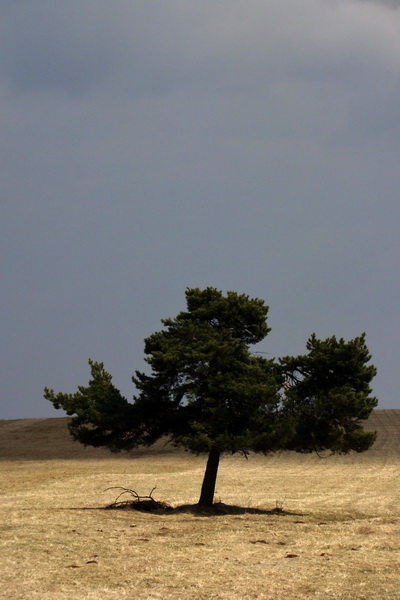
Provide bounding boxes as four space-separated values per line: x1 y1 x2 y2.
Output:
132 288 287 456
45 287 377 506
279 333 377 453
44 360 138 452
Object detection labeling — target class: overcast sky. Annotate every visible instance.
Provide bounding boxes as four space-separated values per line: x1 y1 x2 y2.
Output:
2 0 399 420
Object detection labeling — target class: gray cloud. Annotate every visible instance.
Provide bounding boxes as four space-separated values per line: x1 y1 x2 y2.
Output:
0 2 117 95
1 0 399 418
357 0 400 7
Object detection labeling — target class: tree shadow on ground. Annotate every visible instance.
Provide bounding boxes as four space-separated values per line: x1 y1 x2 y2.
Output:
101 486 304 516
103 500 303 517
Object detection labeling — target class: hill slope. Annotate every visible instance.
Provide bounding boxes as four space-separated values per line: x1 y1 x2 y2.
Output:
0 409 398 461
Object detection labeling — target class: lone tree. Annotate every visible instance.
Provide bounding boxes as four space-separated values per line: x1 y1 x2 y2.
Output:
44 287 377 507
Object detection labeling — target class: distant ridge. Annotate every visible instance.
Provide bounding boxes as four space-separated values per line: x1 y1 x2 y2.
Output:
0 409 399 461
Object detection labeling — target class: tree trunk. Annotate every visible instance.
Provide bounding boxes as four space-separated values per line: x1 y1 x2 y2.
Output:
198 448 221 507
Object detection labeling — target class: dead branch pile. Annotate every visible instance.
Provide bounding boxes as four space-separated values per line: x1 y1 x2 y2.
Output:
104 486 172 512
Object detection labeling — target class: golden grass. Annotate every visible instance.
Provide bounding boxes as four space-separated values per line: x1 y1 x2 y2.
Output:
1 410 400 600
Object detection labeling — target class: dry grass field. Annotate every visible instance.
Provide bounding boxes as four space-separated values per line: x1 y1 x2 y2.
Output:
1 410 399 600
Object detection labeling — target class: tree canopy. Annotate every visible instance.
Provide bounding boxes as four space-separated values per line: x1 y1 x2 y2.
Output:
44 287 377 507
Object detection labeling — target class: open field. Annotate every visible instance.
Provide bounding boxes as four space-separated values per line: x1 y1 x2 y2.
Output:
1 410 400 600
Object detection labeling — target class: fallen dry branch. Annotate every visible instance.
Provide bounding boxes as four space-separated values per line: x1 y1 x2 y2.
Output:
104 486 172 512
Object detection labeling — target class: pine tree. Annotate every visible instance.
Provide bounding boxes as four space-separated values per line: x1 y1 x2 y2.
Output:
44 287 377 507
